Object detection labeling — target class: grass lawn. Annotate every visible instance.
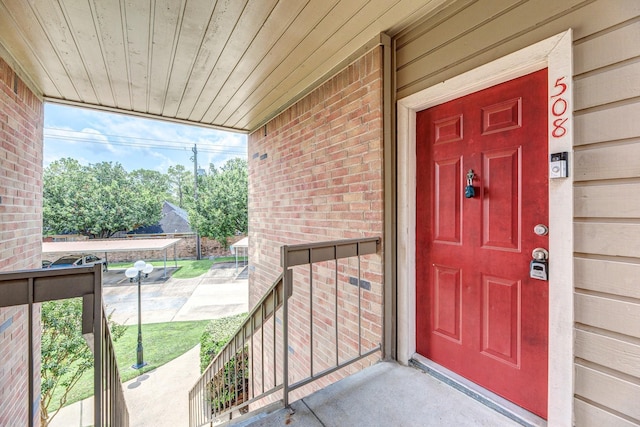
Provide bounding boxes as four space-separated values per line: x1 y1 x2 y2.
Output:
108 257 247 279
48 320 209 413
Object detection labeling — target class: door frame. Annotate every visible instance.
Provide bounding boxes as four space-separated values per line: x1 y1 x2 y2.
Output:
396 30 573 425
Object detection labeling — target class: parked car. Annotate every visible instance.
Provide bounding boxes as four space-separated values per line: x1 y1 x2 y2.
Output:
47 254 108 271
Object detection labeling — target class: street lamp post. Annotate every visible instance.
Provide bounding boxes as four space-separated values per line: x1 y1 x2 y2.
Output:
125 260 154 369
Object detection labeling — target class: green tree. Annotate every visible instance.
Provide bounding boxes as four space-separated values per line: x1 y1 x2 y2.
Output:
80 162 136 237
40 299 124 426
130 168 172 227
167 164 193 209
43 158 89 236
43 159 167 238
130 169 170 201
189 158 248 248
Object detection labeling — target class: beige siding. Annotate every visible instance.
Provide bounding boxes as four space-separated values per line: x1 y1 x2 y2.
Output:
574 258 640 300
575 223 640 258
575 329 640 379
574 61 640 110
573 19 640 74
575 183 640 218
575 293 640 338
575 103 640 146
394 0 640 423
574 399 639 427
573 6 640 423
574 143 640 181
575 364 640 421
395 0 640 99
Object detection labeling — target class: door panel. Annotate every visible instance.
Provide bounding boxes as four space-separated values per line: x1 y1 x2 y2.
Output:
482 148 520 250
416 69 549 418
482 98 522 134
433 265 462 342
434 158 462 244
481 275 520 367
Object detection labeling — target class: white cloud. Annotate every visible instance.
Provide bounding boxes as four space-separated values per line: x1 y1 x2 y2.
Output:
43 103 247 173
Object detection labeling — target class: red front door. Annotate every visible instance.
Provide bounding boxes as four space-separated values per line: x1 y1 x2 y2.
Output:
416 69 549 418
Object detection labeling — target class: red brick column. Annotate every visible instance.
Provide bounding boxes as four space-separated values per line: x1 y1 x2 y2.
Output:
0 57 44 426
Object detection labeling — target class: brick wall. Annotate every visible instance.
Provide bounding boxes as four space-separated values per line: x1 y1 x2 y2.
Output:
248 47 384 403
42 235 244 264
0 56 44 426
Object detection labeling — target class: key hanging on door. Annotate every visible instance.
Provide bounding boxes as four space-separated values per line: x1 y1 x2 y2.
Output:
465 169 475 198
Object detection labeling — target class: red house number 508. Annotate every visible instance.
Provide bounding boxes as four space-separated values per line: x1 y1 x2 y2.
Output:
550 76 568 138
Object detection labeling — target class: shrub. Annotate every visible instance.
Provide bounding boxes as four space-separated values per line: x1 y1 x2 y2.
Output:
208 346 249 414
199 313 247 372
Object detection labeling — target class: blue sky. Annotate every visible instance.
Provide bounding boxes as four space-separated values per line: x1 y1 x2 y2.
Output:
44 103 247 173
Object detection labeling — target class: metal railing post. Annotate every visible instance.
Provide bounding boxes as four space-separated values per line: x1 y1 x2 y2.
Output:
309 249 314 379
334 258 339 367
281 245 290 407
358 244 362 356
28 278 34 427
94 266 103 427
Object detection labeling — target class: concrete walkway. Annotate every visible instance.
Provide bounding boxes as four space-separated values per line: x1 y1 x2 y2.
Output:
231 362 526 427
124 345 199 426
53 357 533 427
50 355 528 427
50 345 200 427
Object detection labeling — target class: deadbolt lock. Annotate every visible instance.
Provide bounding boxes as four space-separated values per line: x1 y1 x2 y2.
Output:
534 224 549 236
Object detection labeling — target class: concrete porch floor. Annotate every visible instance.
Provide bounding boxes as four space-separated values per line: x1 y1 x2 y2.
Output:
228 361 531 427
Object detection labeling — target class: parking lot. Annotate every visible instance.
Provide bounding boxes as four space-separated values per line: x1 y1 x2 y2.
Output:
101 263 248 326
102 265 177 286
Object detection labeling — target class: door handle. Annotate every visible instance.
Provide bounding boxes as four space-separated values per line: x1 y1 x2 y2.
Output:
531 248 549 260
465 169 475 198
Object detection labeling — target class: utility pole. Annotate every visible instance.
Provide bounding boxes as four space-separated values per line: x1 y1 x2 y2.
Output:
192 144 202 260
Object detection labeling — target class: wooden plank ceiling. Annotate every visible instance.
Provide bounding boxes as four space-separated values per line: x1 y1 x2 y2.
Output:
0 0 447 133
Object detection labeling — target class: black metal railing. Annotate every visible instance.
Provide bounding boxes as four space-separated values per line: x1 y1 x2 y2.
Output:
0 265 129 427
189 237 381 426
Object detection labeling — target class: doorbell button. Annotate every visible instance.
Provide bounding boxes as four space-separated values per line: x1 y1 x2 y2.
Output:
549 152 568 178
